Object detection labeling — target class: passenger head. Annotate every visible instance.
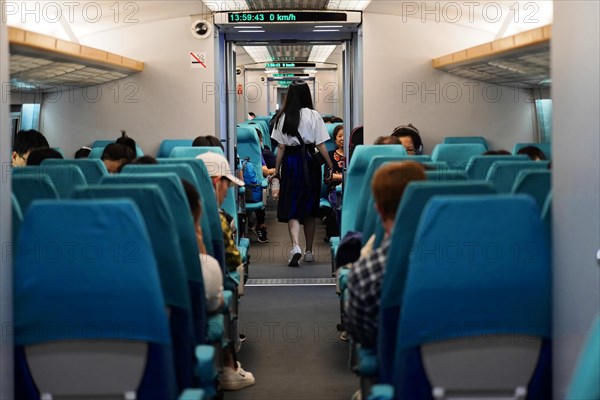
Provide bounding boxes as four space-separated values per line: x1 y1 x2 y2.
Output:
193 136 211 147
132 155 159 165
275 80 314 136
323 116 333 123
372 161 427 233
391 124 423 155
115 130 137 157
331 117 343 123
248 112 256 120
374 136 401 145
182 179 202 224
333 125 344 150
517 145 547 161
206 135 224 151
12 129 49 167
101 143 135 173
26 148 63 166
74 146 92 159
195 152 244 206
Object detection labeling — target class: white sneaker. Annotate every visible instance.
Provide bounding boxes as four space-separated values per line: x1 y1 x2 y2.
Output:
288 244 302 267
220 362 255 391
304 250 315 262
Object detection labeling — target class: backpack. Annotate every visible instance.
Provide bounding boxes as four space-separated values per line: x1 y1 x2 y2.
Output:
241 158 262 203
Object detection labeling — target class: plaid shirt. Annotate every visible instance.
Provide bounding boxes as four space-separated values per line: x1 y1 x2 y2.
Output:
345 237 391 348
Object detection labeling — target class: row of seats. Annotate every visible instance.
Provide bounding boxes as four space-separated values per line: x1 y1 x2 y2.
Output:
327 145 553 399
11 154 251 398
431 142 551 168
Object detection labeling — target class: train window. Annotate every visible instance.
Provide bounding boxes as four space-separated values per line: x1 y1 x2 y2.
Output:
535 99 552 143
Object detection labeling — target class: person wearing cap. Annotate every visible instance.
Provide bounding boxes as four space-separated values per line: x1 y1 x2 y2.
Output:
195 151 255 391
195 151 245 273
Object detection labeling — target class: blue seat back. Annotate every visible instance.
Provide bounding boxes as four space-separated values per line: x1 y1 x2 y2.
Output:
425 170 468 181
88 147 105 159
71 185 195 390
15 199 176 399
12 174 59 212
341 145 407 237
567 315 600 400
12 194 23 243
511 169 552 211
541 191 552 234
486 160 550 193
355 156 428 233
237 125 263 181
391 195 551 396
169 146 221 158
13 165 87 198
442 136 488 149
92 140 114 148
157 159 225 268
242 120 271 150
100 173 207 344
512 142 552 160
465 155 529 180
42 158 109 184
431 143 487 168
157 139 194 158
379 182 496 383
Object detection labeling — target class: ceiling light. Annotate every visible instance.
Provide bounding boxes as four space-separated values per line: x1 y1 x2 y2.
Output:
308 45 337 63
313 29 340 32
238 30 265 33
203 1 249 12
327 0 372 11
235 26 263 29
242 46 272 63
316 26 343 28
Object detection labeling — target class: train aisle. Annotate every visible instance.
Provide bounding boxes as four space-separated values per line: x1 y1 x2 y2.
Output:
227 201 358 399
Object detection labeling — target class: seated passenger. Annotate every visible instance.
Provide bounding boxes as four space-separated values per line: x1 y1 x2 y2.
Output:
26 148 63 165
482 150 511 155
194 152 255 390
324 125 345 240
373 135 401 145
391 124 423 155
193 136 212 147
116 130 137 157
74 146 92 159
248 112 256 120
181 179 224 313
517 145 547 161
101 143 134 173
345 161 427 348
206 135 225 151
12 129 49 167
251 130 274 243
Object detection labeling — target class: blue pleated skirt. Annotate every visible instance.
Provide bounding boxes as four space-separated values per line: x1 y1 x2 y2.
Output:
277 145 321 224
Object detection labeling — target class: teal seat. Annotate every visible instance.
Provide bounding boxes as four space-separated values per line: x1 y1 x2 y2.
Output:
92 139 114 148
14 199 179 399
41 158 108 184
431 143 487 169
388 195 551 399
541 191 552 234
464 155 529 180
237 125 267 212
421 161 447 170
71 185 197 391
425 169 468 181
511 169 552 210
242 120 271 150
341 145 407 238
486 161 550 193
156 159 225 269
13 165 87 198
378 182 496 385
512 142 552 160
12 174 59 211
12 194 23 243
567 315 600 400
442 136 488 149
170 147 221 158
88 147 105 159
100 173 207 346
157 139 194 158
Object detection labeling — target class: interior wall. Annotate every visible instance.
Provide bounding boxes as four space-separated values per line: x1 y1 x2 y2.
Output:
0 12 14 400
243 70 269 118
362 12 536 152
314 69 338 117
552 0 600 396
40 15 217 157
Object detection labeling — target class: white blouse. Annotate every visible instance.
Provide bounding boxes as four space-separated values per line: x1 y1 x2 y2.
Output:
271 108 330 146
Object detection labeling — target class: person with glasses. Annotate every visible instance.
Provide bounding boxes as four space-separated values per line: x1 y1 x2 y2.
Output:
12 129 49 167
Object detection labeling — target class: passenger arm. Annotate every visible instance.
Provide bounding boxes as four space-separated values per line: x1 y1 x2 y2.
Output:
274 143 286 178
317 143 334 181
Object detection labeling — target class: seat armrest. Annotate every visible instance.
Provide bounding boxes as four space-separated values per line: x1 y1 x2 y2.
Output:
195 344 217 386
368 384 394 400
178 389 206 400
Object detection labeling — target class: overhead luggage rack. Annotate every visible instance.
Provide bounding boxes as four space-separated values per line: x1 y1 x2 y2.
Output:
432 25 551 89
8 27 144 92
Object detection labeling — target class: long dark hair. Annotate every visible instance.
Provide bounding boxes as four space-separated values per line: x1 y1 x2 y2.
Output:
274 80 314 137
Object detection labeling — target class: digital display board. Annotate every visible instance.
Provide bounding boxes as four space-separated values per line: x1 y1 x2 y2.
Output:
228 12 347 23
273 74 310 77
265 62 316 68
